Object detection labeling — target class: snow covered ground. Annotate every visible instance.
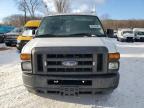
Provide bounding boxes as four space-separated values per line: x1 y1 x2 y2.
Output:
0 39 144 108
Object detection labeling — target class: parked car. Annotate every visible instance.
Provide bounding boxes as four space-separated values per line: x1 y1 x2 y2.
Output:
0 33 5 43
133 28 144 42
0 25 15 43
17 20 41 51
21 14 120 96
117 28 134 42
4 27 23 46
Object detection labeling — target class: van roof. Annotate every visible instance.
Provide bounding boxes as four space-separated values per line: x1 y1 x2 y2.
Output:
46 13 97 17
25 20 41 28
118 28 133 31
133 28 144 31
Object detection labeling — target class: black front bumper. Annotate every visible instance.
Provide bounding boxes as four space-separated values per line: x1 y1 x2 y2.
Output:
0 36 4 43
5 39 17 46
125 37 134 42
23 73 119 95
135 37 144 42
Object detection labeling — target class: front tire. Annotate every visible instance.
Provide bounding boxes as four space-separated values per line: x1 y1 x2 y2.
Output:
118 38 123 42
5 43 11 46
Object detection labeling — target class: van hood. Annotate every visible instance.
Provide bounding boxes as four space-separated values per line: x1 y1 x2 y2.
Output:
22 37 117 53
123 33 134 37
136 35 144 37
5 32 19 35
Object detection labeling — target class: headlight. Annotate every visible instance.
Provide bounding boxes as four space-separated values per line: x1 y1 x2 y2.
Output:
17 40 21 43
21 61 32 72
109 62 119 70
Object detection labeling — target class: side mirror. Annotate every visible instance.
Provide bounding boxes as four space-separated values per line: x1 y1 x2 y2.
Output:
106 29 114 38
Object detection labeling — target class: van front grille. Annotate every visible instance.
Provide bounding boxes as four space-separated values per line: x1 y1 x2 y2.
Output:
32 47 108 75
46 54 93 73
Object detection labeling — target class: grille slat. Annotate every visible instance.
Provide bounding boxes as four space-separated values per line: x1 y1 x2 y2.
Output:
47 54 93 59
37 54 43 72
47 66 93 68
47 68 93 72
97 54 103 72
47 58 93 61
47 61 93 66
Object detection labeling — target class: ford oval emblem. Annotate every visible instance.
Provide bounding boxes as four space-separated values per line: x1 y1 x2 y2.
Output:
62 60 78 67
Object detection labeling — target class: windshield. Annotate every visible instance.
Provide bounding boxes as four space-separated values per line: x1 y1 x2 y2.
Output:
22 27 38 37
0 26 15 34
37 15 105 37
136 32 144 35
22 30 33 36
123 31 133 34
11 28 22 33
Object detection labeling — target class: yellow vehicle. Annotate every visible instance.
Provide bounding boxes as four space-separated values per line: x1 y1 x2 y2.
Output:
17 20 41 51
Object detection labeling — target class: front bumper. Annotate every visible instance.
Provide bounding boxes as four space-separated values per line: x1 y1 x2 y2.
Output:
135 37 144 41
5 39 17 45
125 37 134 42
0 37 4 43
23 73 119 95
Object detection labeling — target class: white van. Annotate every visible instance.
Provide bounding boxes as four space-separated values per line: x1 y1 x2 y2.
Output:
20 14 120 96
117 28 134 42
133 28 144 41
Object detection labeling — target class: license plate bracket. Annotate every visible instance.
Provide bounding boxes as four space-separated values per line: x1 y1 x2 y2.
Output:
60 86 79 96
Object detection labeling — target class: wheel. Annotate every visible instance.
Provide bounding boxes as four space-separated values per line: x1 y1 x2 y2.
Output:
0 38 4 43
117 38 121 42
119 38 122 42
135 39 139 42
17 45 23 52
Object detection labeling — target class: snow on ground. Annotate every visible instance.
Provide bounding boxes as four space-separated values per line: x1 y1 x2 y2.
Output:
0 39 144 108
0 43 5 48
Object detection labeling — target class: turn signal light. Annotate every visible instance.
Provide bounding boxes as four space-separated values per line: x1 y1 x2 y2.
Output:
20 53 31 60
108 53 120 61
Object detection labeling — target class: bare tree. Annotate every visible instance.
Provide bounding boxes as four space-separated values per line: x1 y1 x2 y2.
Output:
54 0 70 13
39 0 49 15
3 14 42 27
3 14 26 26
17 0 48 18
23 0 41 18
17 0 28 23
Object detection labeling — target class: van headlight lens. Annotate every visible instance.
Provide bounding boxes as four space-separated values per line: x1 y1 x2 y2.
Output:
21 61 32 71
109 62 119 70
17 40 21 43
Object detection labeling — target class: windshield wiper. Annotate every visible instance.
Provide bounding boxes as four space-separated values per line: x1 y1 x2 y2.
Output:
65 33 106 37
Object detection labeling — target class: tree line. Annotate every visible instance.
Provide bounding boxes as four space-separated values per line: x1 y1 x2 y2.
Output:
102 20 144 30
1 0 144 29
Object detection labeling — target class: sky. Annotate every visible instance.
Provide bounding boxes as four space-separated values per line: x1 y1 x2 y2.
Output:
0 0 144 23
